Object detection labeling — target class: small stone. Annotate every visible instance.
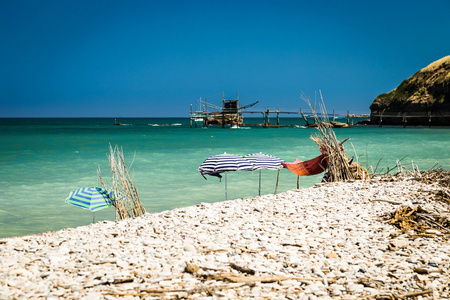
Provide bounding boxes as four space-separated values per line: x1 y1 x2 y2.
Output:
183 244 196 252
347 284 364 293
364 287 379 295
389 239 409 250
330 288 342 296
184 263 200 274
159 280 173 287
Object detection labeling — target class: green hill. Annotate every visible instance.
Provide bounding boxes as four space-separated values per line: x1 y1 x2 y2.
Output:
370 55 450 126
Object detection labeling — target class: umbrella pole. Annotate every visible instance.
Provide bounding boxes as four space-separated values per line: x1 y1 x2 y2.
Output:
297 175 300 189
225 172 228 200
259 169 262 196
93 212 95 223
274 168 280 195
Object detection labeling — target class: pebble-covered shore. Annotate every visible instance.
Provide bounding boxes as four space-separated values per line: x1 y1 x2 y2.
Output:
1 177 449 299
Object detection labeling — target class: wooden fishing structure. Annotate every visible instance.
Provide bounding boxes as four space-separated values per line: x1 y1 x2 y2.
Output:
189 93 369 128
190 92 259 128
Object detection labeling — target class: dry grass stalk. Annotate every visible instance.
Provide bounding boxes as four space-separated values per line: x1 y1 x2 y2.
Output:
302 92 368 182
98 144 145 220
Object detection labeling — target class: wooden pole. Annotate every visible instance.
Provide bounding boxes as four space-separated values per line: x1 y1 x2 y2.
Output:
277 106 280 125
263 107 267 126
300 109 309 125
274 169 280 195
222 92 225 128
258 169 262 196
190 104 193 128
225 172 228 200
194 100 197 127
204 97 208 128
297 176 300 189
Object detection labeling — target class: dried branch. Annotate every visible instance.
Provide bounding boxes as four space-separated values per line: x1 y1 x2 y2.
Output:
302 92 366 182
98 144 145 220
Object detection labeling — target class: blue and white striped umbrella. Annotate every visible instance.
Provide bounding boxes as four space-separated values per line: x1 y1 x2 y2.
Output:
198 152 256 200
65 187 115 212
244 153 284 196
65 187 116 222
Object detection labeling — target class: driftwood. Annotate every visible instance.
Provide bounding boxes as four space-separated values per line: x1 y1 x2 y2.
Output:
204 272 328 284
371 199 402 205
400 289 434 298
281 242 307 248
383 169 450 238
388 205 450 235
184 263 332 286
229 263 256 275
358 276 434 300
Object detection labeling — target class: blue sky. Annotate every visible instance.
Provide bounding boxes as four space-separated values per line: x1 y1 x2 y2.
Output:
1 0 449 117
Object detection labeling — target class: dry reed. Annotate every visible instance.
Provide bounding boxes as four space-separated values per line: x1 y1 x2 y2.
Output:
98 144 146 219
302 92 369 182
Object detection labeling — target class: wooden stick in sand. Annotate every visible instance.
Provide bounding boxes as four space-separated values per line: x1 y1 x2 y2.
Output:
274 168 280 195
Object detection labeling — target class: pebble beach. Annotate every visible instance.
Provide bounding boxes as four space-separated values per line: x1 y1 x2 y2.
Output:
1 176 449 299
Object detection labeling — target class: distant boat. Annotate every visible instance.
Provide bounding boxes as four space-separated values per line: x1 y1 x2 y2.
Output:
114 119 130 126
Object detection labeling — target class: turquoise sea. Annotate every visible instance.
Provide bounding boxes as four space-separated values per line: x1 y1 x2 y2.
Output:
1 117 449 238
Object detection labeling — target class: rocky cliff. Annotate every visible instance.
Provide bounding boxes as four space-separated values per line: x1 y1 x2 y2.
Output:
370 55 450 126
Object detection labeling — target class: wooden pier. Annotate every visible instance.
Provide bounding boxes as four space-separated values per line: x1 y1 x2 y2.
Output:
190 95 369 128
370 112 450 127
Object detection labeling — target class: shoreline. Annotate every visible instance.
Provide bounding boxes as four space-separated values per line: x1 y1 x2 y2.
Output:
1 176 449 299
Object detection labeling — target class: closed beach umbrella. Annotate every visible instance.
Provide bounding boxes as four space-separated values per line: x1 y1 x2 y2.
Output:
65 186 115 222
198 152 256 200
244 152 284 196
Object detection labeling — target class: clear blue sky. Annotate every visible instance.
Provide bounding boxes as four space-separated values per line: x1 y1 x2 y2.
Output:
1 0 449 117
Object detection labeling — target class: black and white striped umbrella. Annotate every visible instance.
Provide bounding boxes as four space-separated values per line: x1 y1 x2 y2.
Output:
244 152 284 170
244 152 284 196
198 152 256 200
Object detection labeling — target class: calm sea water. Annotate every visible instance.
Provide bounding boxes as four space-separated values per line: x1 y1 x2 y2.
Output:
1 118 449 238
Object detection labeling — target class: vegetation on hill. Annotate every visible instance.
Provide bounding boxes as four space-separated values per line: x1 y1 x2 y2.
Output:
370 55 450 126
